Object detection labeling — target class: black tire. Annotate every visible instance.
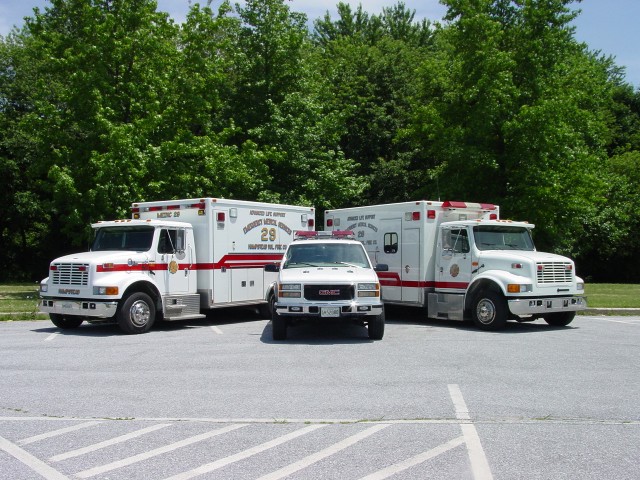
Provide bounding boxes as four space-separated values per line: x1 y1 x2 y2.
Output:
472 290 507 330
258 291 275 319
50 314 84 329
544 311 576 327
368 311 385 340
272 313 287 340
117 292 156 334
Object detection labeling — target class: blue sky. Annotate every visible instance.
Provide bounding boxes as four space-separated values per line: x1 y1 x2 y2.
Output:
1 0 638 87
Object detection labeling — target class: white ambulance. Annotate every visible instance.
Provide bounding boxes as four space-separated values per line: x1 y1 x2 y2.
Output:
325 201 587 329
39 198 314 333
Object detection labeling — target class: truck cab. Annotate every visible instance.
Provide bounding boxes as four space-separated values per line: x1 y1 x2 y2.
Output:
267 231 387 340
40 219 202 334
433 219 586 329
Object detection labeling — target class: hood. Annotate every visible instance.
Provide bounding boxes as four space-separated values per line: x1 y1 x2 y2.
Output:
479 250 572 264
52 251 150 266
279 266 376 284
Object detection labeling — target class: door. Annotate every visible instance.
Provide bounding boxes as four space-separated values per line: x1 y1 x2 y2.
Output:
158 228 191 294
401 227 421 303
377 218 402 302
437 226 472 292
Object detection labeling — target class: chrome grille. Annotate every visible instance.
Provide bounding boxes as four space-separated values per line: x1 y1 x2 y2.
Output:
304 284 354 301
52 263 89 286
536 262 573 284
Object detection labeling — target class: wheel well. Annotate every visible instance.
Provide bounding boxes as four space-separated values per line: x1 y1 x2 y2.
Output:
122 281 161 312
465 279 503 312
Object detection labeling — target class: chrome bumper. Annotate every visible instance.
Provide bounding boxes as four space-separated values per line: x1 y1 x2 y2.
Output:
39 298 118 318
508 296 587 316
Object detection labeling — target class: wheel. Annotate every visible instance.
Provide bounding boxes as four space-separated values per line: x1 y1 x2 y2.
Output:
258 291 275 319
117 292 156 334
544 311 575 327
472 290 507 330
272 313 287 340
368 311 385 340
50 314 84 329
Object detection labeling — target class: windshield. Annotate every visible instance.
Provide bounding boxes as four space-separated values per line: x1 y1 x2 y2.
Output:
473 226 535 251
92 226 155 252
283 243 371 269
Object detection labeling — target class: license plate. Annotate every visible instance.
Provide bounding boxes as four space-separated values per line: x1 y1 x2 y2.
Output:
321 307 340 318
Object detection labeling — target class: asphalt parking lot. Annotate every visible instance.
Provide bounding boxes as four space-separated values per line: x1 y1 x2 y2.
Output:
1 310 638 479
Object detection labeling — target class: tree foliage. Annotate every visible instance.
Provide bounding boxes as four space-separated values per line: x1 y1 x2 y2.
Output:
1 0 639 282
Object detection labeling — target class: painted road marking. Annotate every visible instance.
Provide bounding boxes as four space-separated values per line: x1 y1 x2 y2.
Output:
359 435 466 480
75 423 247 478
0 435 69 480
45 332 60 342
449 384 494 480
210 325 224 334
164 424 326 480
256 424 390 480
50 423 173 462
18 421 102 446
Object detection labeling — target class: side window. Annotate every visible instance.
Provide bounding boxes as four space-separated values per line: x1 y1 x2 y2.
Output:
384 232 398 254
158 229 172 254
451 229 470 254
158 229 185 254
443 229 470 254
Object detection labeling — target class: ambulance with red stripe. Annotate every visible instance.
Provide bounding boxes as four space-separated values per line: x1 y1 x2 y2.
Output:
39 198 314 333
324 201 587 330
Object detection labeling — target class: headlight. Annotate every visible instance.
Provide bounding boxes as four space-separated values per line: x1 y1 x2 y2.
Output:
93 286 119 295
507 284 532 293
278 283 301 298
40 283 48 293
280 291 301 298
577 282 584 291
357 282 380 297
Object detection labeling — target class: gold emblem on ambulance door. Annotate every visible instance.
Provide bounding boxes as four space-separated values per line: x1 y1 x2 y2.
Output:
168 260 179 274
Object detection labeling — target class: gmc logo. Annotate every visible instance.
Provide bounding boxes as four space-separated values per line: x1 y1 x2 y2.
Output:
58 289 80 295
319 289 340 296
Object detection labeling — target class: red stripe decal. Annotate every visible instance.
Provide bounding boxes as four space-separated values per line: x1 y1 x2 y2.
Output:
96 253 283 273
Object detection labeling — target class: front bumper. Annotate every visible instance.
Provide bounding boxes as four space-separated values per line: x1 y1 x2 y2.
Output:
39 298 118 319
275 301 383 318
508 296 587 316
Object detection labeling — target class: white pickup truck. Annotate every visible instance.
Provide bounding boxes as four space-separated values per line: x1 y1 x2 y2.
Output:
266 231 387 340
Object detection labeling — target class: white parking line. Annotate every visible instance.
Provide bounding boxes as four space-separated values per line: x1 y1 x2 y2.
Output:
18 421 102 445
50 423 173 462
358 435 465 480
592 317 637 325
0 435 69 480
210 326 224 334
448 384 494 480
75 423 247 478
45 332 60 342
256 424 389 480
164 424 326 480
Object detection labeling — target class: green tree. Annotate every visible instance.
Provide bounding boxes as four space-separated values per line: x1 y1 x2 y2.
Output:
410 0 611 255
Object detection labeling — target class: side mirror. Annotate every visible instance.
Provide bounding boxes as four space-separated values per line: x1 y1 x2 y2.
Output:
374 263 389 272
264 264 280 273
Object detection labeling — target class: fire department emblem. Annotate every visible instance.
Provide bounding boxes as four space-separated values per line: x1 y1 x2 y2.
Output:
450 264 460 278
168 260 179 274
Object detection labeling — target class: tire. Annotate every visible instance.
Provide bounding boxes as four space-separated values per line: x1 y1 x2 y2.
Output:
50 314 84 329
258 291 275 319
368 311 385 340
117 292 156 334
544 311 576 327
272 313 287 340
472 290 507 330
